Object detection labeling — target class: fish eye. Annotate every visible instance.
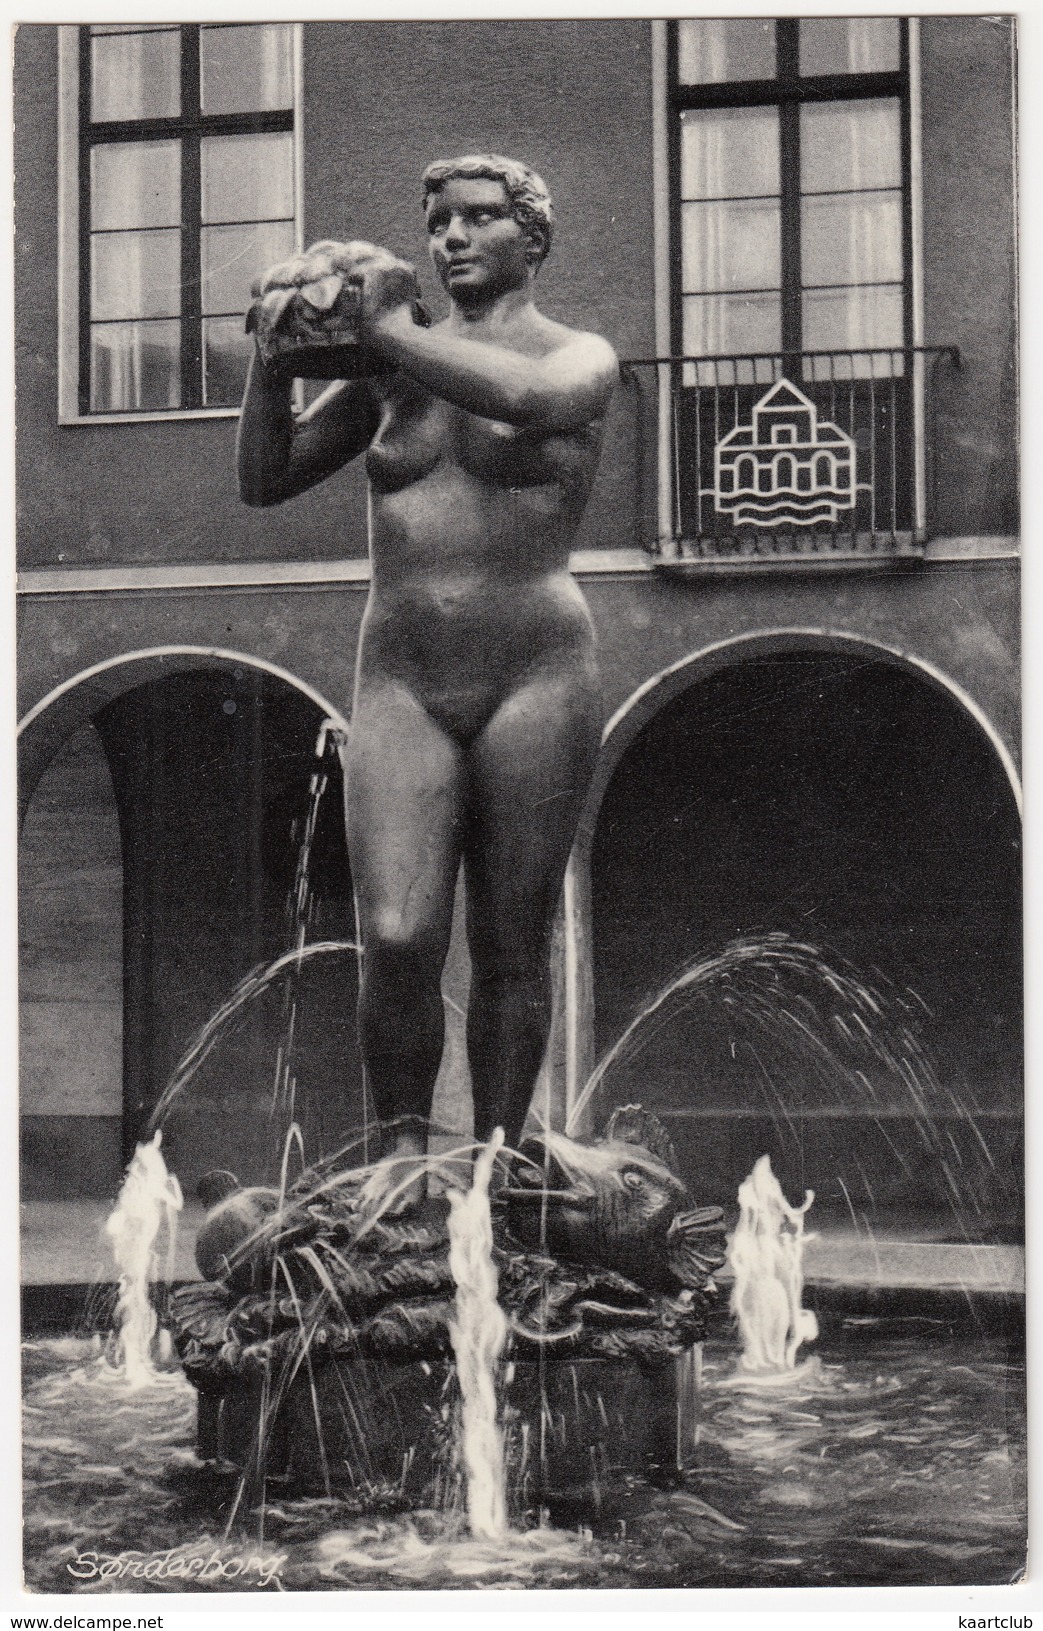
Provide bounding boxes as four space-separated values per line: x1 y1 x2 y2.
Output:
622 1169 642 1191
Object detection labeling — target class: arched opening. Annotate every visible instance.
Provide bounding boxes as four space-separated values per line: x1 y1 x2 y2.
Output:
589 646 1021 1242
19 655 364 1201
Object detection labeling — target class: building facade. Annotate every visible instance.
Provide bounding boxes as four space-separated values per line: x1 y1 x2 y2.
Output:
16 20 1020 1237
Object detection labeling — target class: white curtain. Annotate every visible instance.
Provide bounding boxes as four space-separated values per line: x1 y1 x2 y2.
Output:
200 24 294 116
90 28 180 123
800 100 902 357
91 323 179 413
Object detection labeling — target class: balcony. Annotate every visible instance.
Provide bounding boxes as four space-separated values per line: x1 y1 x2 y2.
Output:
623 347 960 569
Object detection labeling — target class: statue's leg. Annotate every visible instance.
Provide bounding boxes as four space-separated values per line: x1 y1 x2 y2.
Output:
463 662 602 1151
346 682 466 1174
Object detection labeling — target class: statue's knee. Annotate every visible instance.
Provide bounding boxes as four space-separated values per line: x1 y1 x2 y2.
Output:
365 913 442 986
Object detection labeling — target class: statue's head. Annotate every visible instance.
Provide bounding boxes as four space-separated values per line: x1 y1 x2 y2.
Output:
421 154 554 271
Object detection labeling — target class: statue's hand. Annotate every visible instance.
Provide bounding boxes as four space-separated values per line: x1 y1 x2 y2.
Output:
346 247 422 339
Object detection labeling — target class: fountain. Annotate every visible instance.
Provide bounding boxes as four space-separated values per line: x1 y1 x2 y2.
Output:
727 1154 818 1380
21 933 1026 1589
141 920 1015 1535
445 1129 508 1539
21 736 1022 1587
103 1130 184 1389
169 1105 725 1518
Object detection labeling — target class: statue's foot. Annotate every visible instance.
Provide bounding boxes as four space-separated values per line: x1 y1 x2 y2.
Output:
357 1149 429 1219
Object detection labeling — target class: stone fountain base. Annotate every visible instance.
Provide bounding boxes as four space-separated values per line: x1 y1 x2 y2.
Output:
194 1352 685 1512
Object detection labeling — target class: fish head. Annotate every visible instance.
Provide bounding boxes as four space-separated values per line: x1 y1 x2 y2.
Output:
194 1175 280 1291
503 1106 725 1290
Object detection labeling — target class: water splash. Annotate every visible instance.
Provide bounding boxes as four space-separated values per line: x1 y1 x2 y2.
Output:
314 1511 592 1585
568 934 951 1137
103 1131 184 1389
727 1155 818 1379
146 940 359 1133
446 1129 508 1540
271 722 340 1130
565 933 998 1237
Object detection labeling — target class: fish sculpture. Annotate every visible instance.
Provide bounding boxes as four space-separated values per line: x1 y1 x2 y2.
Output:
245 238 430 378
178 1107 725 1379
502 1105 726 1292
193 1170 281 1292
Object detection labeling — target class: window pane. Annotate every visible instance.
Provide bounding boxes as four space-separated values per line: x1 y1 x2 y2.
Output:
202 221 296 315
90 320 181 412
683 291 781 358
680 108 779 200
802 284 903 352
801 100 901 194
91 141 180 231
200 24 294 114
201 132 294 225
677 19 776 84
802 192 902 286
799 18 900 76
91 229 181 321
203 316 253 406
90 29 180 121
682 199 780 293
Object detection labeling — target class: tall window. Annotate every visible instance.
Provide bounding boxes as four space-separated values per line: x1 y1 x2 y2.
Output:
667 17 919 545
79 23 297 415
671 17 910 381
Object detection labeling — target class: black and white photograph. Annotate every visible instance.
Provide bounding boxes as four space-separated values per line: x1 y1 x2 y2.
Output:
13 14 1025 1598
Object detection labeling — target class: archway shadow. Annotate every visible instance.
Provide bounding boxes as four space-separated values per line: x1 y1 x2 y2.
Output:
585 641 1022 1243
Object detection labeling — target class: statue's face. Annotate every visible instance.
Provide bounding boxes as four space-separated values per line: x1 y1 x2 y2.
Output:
425 177 534 300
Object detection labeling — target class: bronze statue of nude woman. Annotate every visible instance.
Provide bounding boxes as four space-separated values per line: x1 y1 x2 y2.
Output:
238 155 617 1205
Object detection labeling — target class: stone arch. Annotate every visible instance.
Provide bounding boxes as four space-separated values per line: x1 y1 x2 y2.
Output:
582 628 1020 840
19 646 351 827
573 629 1021 1239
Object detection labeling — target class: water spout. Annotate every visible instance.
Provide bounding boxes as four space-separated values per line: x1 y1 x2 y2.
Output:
103 1131 184 1389
728 1155 817 1376
446 1128 508 1540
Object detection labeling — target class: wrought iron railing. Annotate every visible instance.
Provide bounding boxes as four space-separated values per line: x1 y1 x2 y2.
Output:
621 347 960 565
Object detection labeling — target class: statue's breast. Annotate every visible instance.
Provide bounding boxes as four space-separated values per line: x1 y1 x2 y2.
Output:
453 407 607 502
365 383 444 493
366 378 600 501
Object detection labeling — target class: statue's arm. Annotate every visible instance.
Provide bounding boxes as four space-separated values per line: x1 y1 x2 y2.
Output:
368 307 617 434
237 351 381 508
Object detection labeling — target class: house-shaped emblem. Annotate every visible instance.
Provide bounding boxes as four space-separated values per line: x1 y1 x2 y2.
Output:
713 380 860 527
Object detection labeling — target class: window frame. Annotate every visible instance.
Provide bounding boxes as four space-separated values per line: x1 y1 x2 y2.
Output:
666 17 914 368
58 23 303 425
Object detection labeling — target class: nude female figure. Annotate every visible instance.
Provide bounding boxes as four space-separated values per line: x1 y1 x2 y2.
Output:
238 155 617 1202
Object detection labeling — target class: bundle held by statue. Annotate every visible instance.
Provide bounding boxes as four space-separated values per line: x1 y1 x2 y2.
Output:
245 239 430 378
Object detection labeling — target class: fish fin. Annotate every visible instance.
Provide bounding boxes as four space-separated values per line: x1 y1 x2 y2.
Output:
297 273 344 312
603 1104 679 1172
666 1206 728 1287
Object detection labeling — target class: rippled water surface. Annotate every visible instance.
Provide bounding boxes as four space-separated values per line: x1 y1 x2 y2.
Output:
23 1319 1025 1592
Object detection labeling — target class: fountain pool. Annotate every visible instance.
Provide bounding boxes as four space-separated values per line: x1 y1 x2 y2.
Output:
22 1307 1024 1591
